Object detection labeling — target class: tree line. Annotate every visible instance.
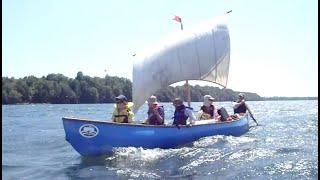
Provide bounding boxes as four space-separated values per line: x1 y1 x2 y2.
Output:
263 96 318 101
3 72 264 105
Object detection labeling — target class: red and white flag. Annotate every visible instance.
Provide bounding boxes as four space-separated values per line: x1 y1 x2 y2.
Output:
172 15 182 23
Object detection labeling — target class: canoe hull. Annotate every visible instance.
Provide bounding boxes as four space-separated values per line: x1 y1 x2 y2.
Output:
62 115 249 156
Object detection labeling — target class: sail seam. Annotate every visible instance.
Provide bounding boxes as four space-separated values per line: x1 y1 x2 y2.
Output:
225 36 230 87
193 33 202 79
176 46 183 78
212 29 218 82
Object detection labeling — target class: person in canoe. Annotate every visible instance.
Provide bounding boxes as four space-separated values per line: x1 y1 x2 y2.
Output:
112 95 135 123
197 95 220 120
143 95 165 125
233 93 258 124
172 98 197 126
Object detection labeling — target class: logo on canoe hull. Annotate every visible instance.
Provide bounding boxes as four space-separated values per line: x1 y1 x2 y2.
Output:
79 124 99 138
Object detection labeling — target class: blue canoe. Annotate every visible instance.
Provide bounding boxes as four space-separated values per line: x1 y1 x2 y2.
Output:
62 114 250 156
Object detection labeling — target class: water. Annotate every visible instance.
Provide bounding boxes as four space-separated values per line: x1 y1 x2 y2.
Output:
2 100 318 179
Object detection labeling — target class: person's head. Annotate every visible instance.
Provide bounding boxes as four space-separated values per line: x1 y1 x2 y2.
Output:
203 95 215 106
172 98 184 108
237 93 245 101
115 95 128 109
147 95 158 108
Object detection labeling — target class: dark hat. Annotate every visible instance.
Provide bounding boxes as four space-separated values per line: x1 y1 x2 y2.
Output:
115 95 127 102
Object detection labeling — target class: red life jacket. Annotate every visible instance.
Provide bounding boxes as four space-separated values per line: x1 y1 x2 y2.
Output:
147 105 164 125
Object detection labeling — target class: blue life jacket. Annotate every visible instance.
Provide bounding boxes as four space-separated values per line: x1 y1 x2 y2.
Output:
173 105 193 125
234 103 247 114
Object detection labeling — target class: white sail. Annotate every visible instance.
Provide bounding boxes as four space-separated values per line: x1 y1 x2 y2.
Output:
132 15 230 113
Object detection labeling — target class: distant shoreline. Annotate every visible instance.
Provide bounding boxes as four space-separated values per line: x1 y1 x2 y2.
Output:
2 73 317 105
2 98 317 105
261 97 318 101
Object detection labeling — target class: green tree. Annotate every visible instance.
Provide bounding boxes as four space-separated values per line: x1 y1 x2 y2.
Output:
98 86 113 103
69 79 81 102
2 72 264 104
2 90 8 104
32 80 54 103
76 71 84 81
16 80 32 102
7 90 22 104
59 83 77 103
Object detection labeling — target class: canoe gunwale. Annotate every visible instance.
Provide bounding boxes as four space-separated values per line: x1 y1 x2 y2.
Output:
62 115 248 128
62 114 250 156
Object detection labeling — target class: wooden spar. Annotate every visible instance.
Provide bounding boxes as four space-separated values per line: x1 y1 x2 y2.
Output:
179 18 191 107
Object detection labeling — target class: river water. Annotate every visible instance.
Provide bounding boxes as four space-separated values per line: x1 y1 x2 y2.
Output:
2 100 318 179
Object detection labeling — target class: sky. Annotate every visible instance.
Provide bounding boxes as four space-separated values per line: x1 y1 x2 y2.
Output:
3 0 318 97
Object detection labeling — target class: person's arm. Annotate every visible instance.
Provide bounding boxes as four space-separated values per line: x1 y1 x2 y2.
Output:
245 103 255 118
154 107 164 124
185 109 197 124
233 100 245 109
245 103 258 125
128 111 134 123
213 106 220 119
112 111 116 122
197 110 203 120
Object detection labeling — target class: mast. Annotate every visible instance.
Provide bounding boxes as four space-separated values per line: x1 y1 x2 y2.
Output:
174 15 191 107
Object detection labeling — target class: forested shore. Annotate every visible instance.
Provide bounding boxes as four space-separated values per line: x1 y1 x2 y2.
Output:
2 72 317 104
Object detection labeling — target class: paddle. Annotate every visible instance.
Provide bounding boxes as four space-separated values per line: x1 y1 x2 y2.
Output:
249 113 259 126
246 104 259 126
233 101 259 126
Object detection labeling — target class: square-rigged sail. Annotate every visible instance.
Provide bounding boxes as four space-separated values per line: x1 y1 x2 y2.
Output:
132 15 230 113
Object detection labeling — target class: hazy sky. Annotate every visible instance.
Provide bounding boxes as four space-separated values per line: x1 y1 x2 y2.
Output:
3 0 318 97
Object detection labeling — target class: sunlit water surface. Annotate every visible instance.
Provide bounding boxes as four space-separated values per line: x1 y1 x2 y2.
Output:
2 100 318 179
